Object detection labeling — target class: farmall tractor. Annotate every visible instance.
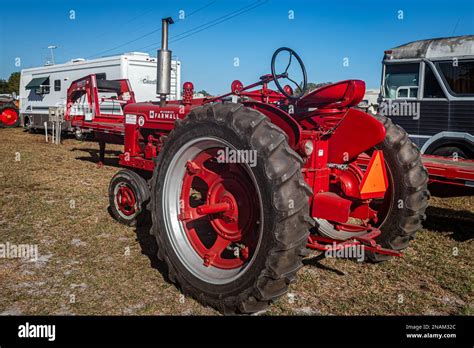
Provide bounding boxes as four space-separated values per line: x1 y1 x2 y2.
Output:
66 18 429 314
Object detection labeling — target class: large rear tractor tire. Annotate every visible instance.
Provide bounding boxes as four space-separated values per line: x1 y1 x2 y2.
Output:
151 102 313 314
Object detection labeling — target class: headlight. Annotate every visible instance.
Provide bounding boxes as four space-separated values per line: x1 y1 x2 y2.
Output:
303 140 313 156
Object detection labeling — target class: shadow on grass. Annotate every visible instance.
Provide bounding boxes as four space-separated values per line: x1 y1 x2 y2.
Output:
71 147 122 168
134 219 171 283
302 254 346 276
105 205 171 282
424 206 474 242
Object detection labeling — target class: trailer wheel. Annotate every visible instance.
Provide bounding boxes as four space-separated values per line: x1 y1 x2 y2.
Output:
23 116 37 133
108 169 150 226
366 114 429 261
0 106 20 128
74 128 85 141
431 146 470 160
151 103 313 314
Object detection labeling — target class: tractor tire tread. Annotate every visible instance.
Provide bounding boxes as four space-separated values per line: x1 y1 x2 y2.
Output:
369 114 429 261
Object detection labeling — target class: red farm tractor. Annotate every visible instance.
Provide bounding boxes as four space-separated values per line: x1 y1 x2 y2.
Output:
66 18 429 314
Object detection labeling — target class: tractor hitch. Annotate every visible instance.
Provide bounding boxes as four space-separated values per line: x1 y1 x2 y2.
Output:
307 227 402 258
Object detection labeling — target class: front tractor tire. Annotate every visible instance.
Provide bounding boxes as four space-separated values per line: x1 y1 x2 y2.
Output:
151 103 313 314
108 169 150 226
367 114 430 261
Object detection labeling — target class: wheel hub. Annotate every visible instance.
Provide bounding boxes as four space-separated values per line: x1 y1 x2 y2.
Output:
179 148 259 270
115 184 137 216
207 179 251 241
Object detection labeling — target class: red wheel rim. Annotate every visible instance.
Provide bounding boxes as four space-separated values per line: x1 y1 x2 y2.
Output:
0 109 18 126
178 148 260 270
115 184 137 217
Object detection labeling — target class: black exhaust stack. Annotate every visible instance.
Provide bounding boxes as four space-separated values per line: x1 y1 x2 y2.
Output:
157 17 174 106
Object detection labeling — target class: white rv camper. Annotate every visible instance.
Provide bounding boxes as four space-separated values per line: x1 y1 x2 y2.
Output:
19 52 181 130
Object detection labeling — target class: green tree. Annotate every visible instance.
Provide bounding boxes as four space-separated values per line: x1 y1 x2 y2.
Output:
296 81 333 96
7 72 20 95
198 90 211 97
0 79 8 94
305 82 319 93
0 72 20 95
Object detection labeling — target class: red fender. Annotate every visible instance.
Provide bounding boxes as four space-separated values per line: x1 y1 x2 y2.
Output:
243 101 301 148
327 108 386 163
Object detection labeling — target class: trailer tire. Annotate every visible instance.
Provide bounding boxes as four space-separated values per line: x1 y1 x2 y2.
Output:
367 114 430 261
431 146 470 160
150 102 313 314
23 116 30 128
0 106 20 128
108 169 150 226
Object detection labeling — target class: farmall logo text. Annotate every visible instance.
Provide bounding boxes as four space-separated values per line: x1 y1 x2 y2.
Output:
149 110 179 120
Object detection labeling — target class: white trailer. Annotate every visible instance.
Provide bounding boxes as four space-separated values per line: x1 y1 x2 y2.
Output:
19 52 181 130
358 88 380 115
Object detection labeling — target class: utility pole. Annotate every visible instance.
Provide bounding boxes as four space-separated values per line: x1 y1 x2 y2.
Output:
47 45 57 65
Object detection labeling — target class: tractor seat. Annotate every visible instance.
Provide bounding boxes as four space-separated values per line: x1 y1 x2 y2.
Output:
297 80 365 109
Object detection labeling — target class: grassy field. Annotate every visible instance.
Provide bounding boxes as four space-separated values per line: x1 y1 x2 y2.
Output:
0 127 472 315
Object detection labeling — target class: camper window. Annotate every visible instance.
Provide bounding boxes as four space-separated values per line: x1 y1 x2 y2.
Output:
96 73 107 80
437 60 474 96
36 85 50 95
35 78 50 95
54 79 61 92
384 63 419 99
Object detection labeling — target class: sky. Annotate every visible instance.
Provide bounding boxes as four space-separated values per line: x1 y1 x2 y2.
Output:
0 0 473 93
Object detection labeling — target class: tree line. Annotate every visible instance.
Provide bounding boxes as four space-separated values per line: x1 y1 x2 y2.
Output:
0 72 20 95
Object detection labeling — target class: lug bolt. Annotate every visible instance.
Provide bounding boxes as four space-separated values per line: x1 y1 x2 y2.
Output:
186 160 201 174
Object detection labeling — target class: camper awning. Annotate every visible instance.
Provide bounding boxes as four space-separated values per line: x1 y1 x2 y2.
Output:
25 76 49 90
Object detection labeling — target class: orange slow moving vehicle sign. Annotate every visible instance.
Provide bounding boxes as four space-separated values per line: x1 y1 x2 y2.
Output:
359 150 389 199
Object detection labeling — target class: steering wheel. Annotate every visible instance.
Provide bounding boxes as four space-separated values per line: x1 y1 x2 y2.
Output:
271 47 307 100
